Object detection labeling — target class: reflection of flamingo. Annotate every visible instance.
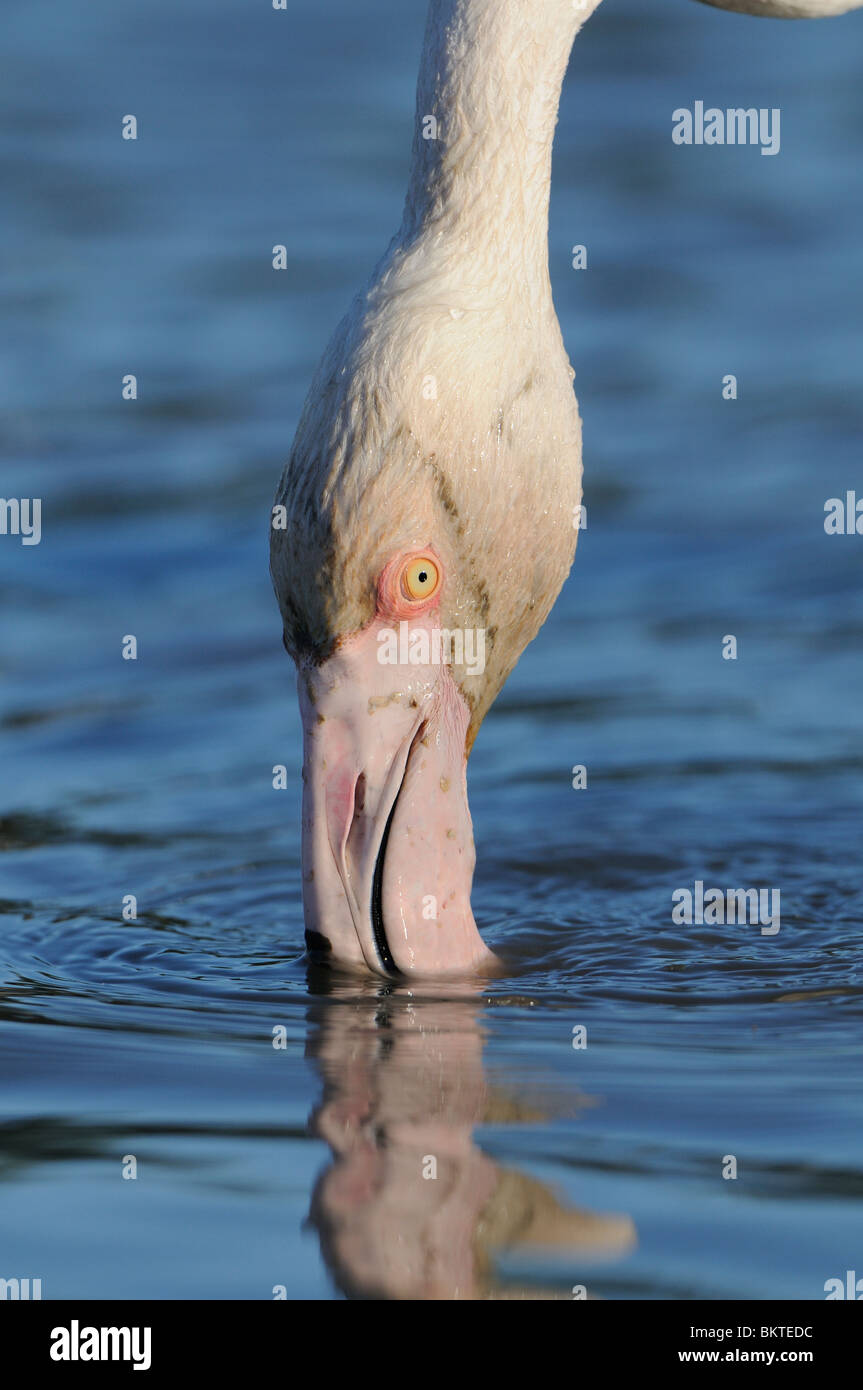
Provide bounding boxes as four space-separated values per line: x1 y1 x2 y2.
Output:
305 980 635 1299
270 0 859 978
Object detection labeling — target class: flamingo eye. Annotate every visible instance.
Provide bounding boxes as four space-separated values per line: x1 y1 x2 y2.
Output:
402 556 440 601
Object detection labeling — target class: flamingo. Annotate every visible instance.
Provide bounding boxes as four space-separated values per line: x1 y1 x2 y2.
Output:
271 0 860 978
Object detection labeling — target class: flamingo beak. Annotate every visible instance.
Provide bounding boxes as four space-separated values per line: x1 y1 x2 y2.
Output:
296 621 497 978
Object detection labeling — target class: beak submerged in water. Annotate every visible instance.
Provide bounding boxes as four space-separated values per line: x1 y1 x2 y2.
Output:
299 620 498 977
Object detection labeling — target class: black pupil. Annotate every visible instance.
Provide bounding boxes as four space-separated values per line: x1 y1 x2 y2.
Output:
417 570 427 584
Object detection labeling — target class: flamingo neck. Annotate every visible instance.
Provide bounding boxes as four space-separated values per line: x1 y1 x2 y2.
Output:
399 0 596 299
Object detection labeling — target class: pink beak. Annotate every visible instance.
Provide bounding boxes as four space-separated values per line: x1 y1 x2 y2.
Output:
298 619 497 977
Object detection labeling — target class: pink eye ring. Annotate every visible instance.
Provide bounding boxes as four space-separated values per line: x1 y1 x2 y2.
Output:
377 550 443 618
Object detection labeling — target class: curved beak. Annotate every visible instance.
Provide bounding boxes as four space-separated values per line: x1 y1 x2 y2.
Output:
297 620 497 978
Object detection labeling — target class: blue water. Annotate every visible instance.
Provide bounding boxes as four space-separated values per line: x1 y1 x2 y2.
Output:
1 0 861 1299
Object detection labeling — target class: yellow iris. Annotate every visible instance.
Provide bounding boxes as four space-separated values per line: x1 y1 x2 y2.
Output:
403 557 439 601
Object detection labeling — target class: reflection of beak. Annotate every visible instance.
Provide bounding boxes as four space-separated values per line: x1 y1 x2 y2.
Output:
307 983 637 1300
298 619 497 977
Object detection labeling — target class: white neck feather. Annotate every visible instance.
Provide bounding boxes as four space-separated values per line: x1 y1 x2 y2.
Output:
399 0 599 296
695 0 862 15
